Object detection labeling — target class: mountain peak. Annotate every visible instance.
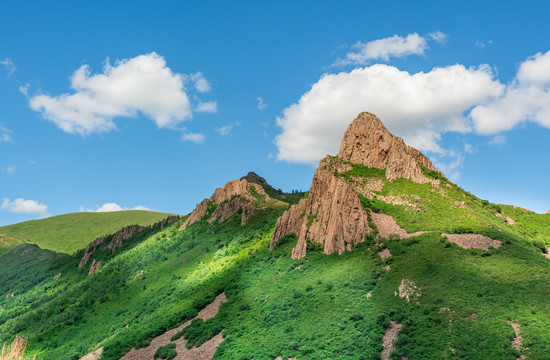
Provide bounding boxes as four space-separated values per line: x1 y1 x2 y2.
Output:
337 112 438 183
240 172 268 187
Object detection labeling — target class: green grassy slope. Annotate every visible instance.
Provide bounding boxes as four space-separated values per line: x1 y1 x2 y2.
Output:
0 210 176 255
1 169 550 359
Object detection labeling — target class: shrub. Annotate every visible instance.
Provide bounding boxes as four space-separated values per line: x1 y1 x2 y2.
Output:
153 343 176 360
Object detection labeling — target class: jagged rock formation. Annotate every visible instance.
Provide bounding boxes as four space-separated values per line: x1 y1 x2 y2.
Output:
180 175 271 230
271 156 372 258
270 112 438 259
76 216 179 269
338 112 437 183
88 259 101 275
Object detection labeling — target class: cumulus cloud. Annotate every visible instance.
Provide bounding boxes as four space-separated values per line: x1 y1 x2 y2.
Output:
335 32 450 66
29 52 214 135
18 83 30 97
181 132 206 143
276 63 503 164
195 101 218 113
80 203 151 212
474 40 493 49
2 197 49 217
257 97 267 110
470 50 550 134
0 58 15 75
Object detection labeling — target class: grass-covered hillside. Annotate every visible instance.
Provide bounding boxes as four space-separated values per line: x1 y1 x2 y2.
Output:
0 210 176 255
1 169 550 359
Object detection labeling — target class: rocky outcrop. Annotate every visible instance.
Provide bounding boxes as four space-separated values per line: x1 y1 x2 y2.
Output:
270 156 372 259
88 259 101 275
337 112 437 184
180 177 270 230
270 112 440 259
546 209 550 215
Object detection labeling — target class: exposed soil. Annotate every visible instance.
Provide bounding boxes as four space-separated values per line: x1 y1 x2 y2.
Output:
371 213 426 240
442 233 501 250
496 212 516 225
378 248 392 260
120 292 226 360
543 248 550 259
79 347 103 360
508 322 527 360
381 321 402 360
396 279 421 303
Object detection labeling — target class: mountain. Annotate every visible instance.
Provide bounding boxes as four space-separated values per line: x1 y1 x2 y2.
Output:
1 113 550 360
0 210 176 255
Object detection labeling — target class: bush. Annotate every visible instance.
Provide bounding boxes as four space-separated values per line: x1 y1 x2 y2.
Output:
154 343 177 359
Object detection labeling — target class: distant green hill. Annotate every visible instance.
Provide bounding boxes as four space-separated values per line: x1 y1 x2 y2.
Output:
0 210 176 254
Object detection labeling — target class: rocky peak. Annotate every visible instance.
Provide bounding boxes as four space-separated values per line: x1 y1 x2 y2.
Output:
180 176 271 230
337 112 438 183
240 172 268 187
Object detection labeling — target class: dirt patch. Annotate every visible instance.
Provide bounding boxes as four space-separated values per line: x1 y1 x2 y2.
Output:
496 212 516 225
508 322 526 360
396 279 421 303
371 213 426 240
378 248 392 260
455 201 467 209
80 347 103 360
121 292 227 360
543 248 550 259
381 321 402 360
442 233 501 250
53 273 61 280
366 291 372 299
133 270 144 280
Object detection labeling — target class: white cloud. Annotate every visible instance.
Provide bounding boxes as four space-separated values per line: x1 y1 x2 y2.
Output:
18 83 30 97
80 203 151 212
335 33 428 65
29 53 214 135
215 124 233 135
428 31 448 44
5 165 16 174
257 97 267 110
488 135 507 145
181 132 205 143
276 63 503 164
196 101 218 113
2 197 49 217
189 72 212 92
0 58 15 75
464 143 475 154
0 125 12 142
470 50 550 134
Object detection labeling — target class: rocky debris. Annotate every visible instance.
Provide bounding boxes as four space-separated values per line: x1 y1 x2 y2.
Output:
371 213 426 240
5 292 15 298
53 272 61 280
381 321 402 360
443 233 502 250
121 293 227 360
396 279 421 303
88 259 101 275
337 113 438 184
180 178 270 230
80 347 103 360
496 212 516 225
455 201 467 209
378 248 392 260
4 335 27 358
377 195 421 211
270 156 372 259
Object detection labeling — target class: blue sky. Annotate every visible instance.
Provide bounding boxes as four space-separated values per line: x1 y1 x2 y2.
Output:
1 0 550 225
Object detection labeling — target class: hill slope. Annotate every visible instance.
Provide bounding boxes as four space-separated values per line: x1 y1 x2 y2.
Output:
1 113 550 359
0 210 176 254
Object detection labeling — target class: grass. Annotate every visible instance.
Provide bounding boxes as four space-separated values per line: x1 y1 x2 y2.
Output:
0 210 176 254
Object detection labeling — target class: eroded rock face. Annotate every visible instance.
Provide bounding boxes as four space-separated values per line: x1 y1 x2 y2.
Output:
271 112 441 258
337 112 437 184
180 177 270 230
270 156 372 259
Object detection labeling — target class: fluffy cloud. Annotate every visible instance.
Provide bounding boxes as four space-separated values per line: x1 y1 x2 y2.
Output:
29 52 214 135
276 63 503 164
195 101 218 113
0 58 15 75
470 50 550 134
488 135 507 146
2 198 49 217
181 132 206 144
80 203 151 212
335 32 448 66
215 124 233 136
